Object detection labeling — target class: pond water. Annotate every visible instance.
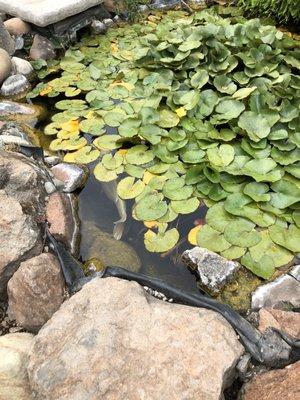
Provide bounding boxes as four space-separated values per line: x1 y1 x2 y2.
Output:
78 167 203 293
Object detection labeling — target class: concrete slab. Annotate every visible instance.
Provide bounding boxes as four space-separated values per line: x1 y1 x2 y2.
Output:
0 0 104 27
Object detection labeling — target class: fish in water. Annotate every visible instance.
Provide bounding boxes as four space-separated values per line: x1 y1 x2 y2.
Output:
101 179 127 240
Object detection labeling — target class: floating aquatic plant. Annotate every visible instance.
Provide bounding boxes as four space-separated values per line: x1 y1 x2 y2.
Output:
29 9 300 279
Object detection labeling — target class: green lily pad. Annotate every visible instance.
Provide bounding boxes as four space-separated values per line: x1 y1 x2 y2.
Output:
125 145 155 165
144 228 179 253
207 144 235 167
241 252 275 279
224 219 261 247
238 111 270 142
157 109 180 128
94 163 123 182
135 193 168 221
269 223 300 252
170 197 200 214
206 202 235 233
162 177 193 200
117 177 145 199
196 225 231 252
221 246 246 260
93 135 122 150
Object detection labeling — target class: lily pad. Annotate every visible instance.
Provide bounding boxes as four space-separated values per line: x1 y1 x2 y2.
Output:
196 225 231 252
135 193 168 221
125 145 155 165
144 228 179 253
117 177 145 199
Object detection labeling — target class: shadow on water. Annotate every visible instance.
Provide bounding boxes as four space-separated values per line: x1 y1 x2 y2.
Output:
78 171 206 293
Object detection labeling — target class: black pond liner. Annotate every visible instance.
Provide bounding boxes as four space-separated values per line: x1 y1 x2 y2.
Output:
47 228 300 369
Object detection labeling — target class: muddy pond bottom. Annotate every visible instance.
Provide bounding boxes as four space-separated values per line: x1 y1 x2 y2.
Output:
78 172 204 293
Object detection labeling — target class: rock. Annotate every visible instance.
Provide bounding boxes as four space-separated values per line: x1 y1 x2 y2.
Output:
11 57 34 79
4 18 31 36
44 181 56 194
50 162 89 192
0 332 34 400
28 277 244 400
83 257 104 275
251 273 300 310
0 150 46 216
81 220 141 272
241 361 300 400
0 122 40 146
0 0 106 27
0 101 45 125
46 192 80 254
0 48 12 84
103 0 117 12
103 18 114 27
139 4 149 12
7 253 65 332
289 264 300 281
44 156 61 167
0 191 43 299
182 246 240 294
0 74 31 98
90 20 107 34
0 19 15 54
29 34 56 60
14 36 24 51
258 308 300 338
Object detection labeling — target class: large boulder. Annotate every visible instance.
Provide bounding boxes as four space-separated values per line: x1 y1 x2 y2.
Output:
241 360 300 400
0 332 34 400
0 48 12 84
0 151 46 298
7 253 65 332
28 277 244 400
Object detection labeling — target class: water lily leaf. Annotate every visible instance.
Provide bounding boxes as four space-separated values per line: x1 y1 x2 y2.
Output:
197 89 219 117
124 164 144 178
292 210 300 228
140 125 164 145
125 145 154 165
188 225 201 246
185 165 205 184
213 75 237 94
162 177 193 200
269 223 300 252
102 153 123 170
224 219 261 247
196 225 231 252
55 99 87 111
190 70 209 89
170 197 200 214
118 118 141 137
207 144 234 167
79 119 105 136
157 207 178 223
249 230 293 269
135 193 168 221
103 111 127 127
243 182 271 202
179 144 205 163
241 252 275 279
50 136 87 151
65 87 81 97
232 87 257 100
144 228 179 253
64 146 100 164
117 177 145 199
140 107 160 125
238 111 270 142
221 246 246 260
212 99 245 123
270 180 300 209
157 109 180 128
93 135 122 150
206 202 235 233
242 158 283 182
178 90 201 110
94 163 124 182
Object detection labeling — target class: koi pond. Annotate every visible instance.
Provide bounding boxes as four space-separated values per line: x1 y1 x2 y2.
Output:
29 7 300 311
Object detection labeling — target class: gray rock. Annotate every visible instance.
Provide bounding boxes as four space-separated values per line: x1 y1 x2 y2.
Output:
4 18 31 36
0 74 31 97
0 48 12 84
27 277 244 400
113 15 121 23
11 57 34 79
251 273 300 310
138 4 149 12
289 264 300 282
44 181 56 194
7 253 65 332
182 246 240 294
50 162 89 192
0 0 105 27
0 122 40 147
81 220 141 272
90 19 107 34
44 156 61 167
0 191 43 299
29 34 56 61
0 101 45 125
0 19 15 54
14 36 25 50
0 332 34 400
103 18 114 27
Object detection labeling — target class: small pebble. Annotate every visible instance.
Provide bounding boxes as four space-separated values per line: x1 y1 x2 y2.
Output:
103 18 114 27
44 181 56 194
90 20 107 34
143 286 173 302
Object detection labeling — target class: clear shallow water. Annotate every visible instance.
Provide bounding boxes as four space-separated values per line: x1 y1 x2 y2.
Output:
78 171 205 293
